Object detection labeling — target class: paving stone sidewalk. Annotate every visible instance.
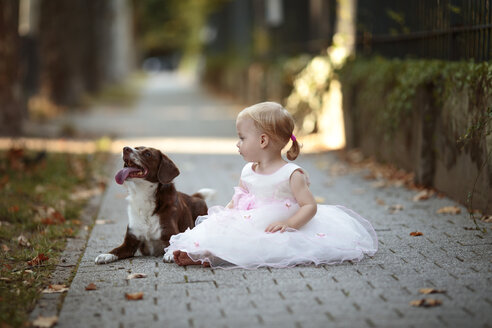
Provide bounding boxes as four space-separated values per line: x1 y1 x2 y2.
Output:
41 73 492 327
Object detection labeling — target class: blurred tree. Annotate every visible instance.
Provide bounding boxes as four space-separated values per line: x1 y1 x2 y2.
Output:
133 0 226 69
37 0 133 109
0 0 23 136
38 0 87 107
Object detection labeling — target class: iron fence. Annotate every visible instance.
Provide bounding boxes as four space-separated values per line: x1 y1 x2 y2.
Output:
356 0 491 61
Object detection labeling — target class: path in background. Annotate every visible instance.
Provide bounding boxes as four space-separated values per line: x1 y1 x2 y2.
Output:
36 73 492 327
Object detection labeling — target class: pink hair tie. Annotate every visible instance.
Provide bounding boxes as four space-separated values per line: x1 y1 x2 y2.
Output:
290 134 296 142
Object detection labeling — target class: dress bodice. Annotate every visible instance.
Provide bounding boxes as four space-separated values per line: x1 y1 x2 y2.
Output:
239 162 304 204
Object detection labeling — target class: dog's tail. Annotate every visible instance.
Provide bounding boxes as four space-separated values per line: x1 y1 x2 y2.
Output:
192 188 216 202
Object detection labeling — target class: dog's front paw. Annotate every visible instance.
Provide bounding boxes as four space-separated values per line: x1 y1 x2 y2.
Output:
162 251 174 263
95 253 118 264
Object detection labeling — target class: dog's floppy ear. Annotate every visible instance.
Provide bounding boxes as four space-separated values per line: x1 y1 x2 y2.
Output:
158 153 180 184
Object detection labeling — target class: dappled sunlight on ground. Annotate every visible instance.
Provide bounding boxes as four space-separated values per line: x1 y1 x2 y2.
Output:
0 134 342 155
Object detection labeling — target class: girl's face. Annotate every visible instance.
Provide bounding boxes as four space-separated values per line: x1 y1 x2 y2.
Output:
236 116 263 162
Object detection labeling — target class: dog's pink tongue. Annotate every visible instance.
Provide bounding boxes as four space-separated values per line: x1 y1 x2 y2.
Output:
115 167 141 185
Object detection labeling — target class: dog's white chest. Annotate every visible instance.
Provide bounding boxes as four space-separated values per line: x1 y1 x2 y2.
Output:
125 180 162 241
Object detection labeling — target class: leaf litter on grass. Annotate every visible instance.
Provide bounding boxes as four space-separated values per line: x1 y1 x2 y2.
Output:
0 148 110 327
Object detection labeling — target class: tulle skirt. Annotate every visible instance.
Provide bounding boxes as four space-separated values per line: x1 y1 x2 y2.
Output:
165 202 378 269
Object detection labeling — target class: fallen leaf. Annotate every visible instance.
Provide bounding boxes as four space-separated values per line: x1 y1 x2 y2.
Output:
126 273 148 280
410 231 423 236
27 254 49 266
481 216 492 223
410 298 442 307
419 288 446 294
63 228 74 236
35 206 66 225
125 292 144 300
315 196 325 203
8 205 19 213
85 283 97 291
413 189 435 202
0 175 9 189
437 206 461 214
388 204 404 214
69 187 103 201
18 235 31 247
95 219 115 225
1 244 10 252
69 157 86 180
329 163 349 176
42 284 69 293
346 150 364 163
371 180 387 189
376 198 386 206
32 315 58 328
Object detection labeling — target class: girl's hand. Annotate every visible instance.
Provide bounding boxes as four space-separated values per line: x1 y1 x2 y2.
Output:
265 221 290 233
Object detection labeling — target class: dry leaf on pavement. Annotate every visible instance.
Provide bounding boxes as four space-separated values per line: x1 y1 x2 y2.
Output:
42 284 69 293
376 198 386 206
315 196 325 204
32 315 58 328
371 180 387 189
126 273 147 280
436 206 461 214
481 216 492 223
95 219 115 225
388 204 404 214
410 298 442 307
125 292 144 300
85 283 98 291
410 231 423 236
413 189 435 202
419 288 446 294
329 163 349 176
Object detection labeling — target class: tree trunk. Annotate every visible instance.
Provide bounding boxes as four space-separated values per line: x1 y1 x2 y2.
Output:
38 0 86 108
0 0 23 136
38 0 133 108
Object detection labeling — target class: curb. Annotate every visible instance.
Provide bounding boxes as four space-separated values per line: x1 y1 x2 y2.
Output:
28 164 111 323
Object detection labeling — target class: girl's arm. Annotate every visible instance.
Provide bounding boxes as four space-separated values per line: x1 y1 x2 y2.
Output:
226 179 245 209
265 170 317 233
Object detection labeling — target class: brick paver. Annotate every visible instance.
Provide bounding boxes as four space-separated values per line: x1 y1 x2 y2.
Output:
46 73 491 328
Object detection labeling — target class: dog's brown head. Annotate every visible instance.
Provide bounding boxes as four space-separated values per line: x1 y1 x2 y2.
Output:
115 146 180 185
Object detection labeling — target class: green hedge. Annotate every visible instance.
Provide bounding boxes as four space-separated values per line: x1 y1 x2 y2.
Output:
337 57 492 138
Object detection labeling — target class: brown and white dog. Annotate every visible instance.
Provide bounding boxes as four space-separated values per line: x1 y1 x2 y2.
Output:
95 146 213 264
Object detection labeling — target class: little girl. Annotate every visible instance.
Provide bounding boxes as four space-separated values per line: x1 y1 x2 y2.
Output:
165 102 378 269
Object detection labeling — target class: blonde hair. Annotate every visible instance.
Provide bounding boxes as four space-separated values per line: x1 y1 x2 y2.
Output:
238 102 300 160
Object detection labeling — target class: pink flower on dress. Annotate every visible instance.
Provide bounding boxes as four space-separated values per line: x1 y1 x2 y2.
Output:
194 241 200 247
232 187 256 210
316 233 326 238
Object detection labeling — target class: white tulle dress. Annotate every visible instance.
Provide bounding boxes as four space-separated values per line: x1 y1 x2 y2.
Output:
165 162 378 269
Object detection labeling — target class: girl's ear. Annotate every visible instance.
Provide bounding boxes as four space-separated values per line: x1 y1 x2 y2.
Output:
260 134 269 148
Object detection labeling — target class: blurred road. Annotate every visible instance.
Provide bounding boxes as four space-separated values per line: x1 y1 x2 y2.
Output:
33 72 492 327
